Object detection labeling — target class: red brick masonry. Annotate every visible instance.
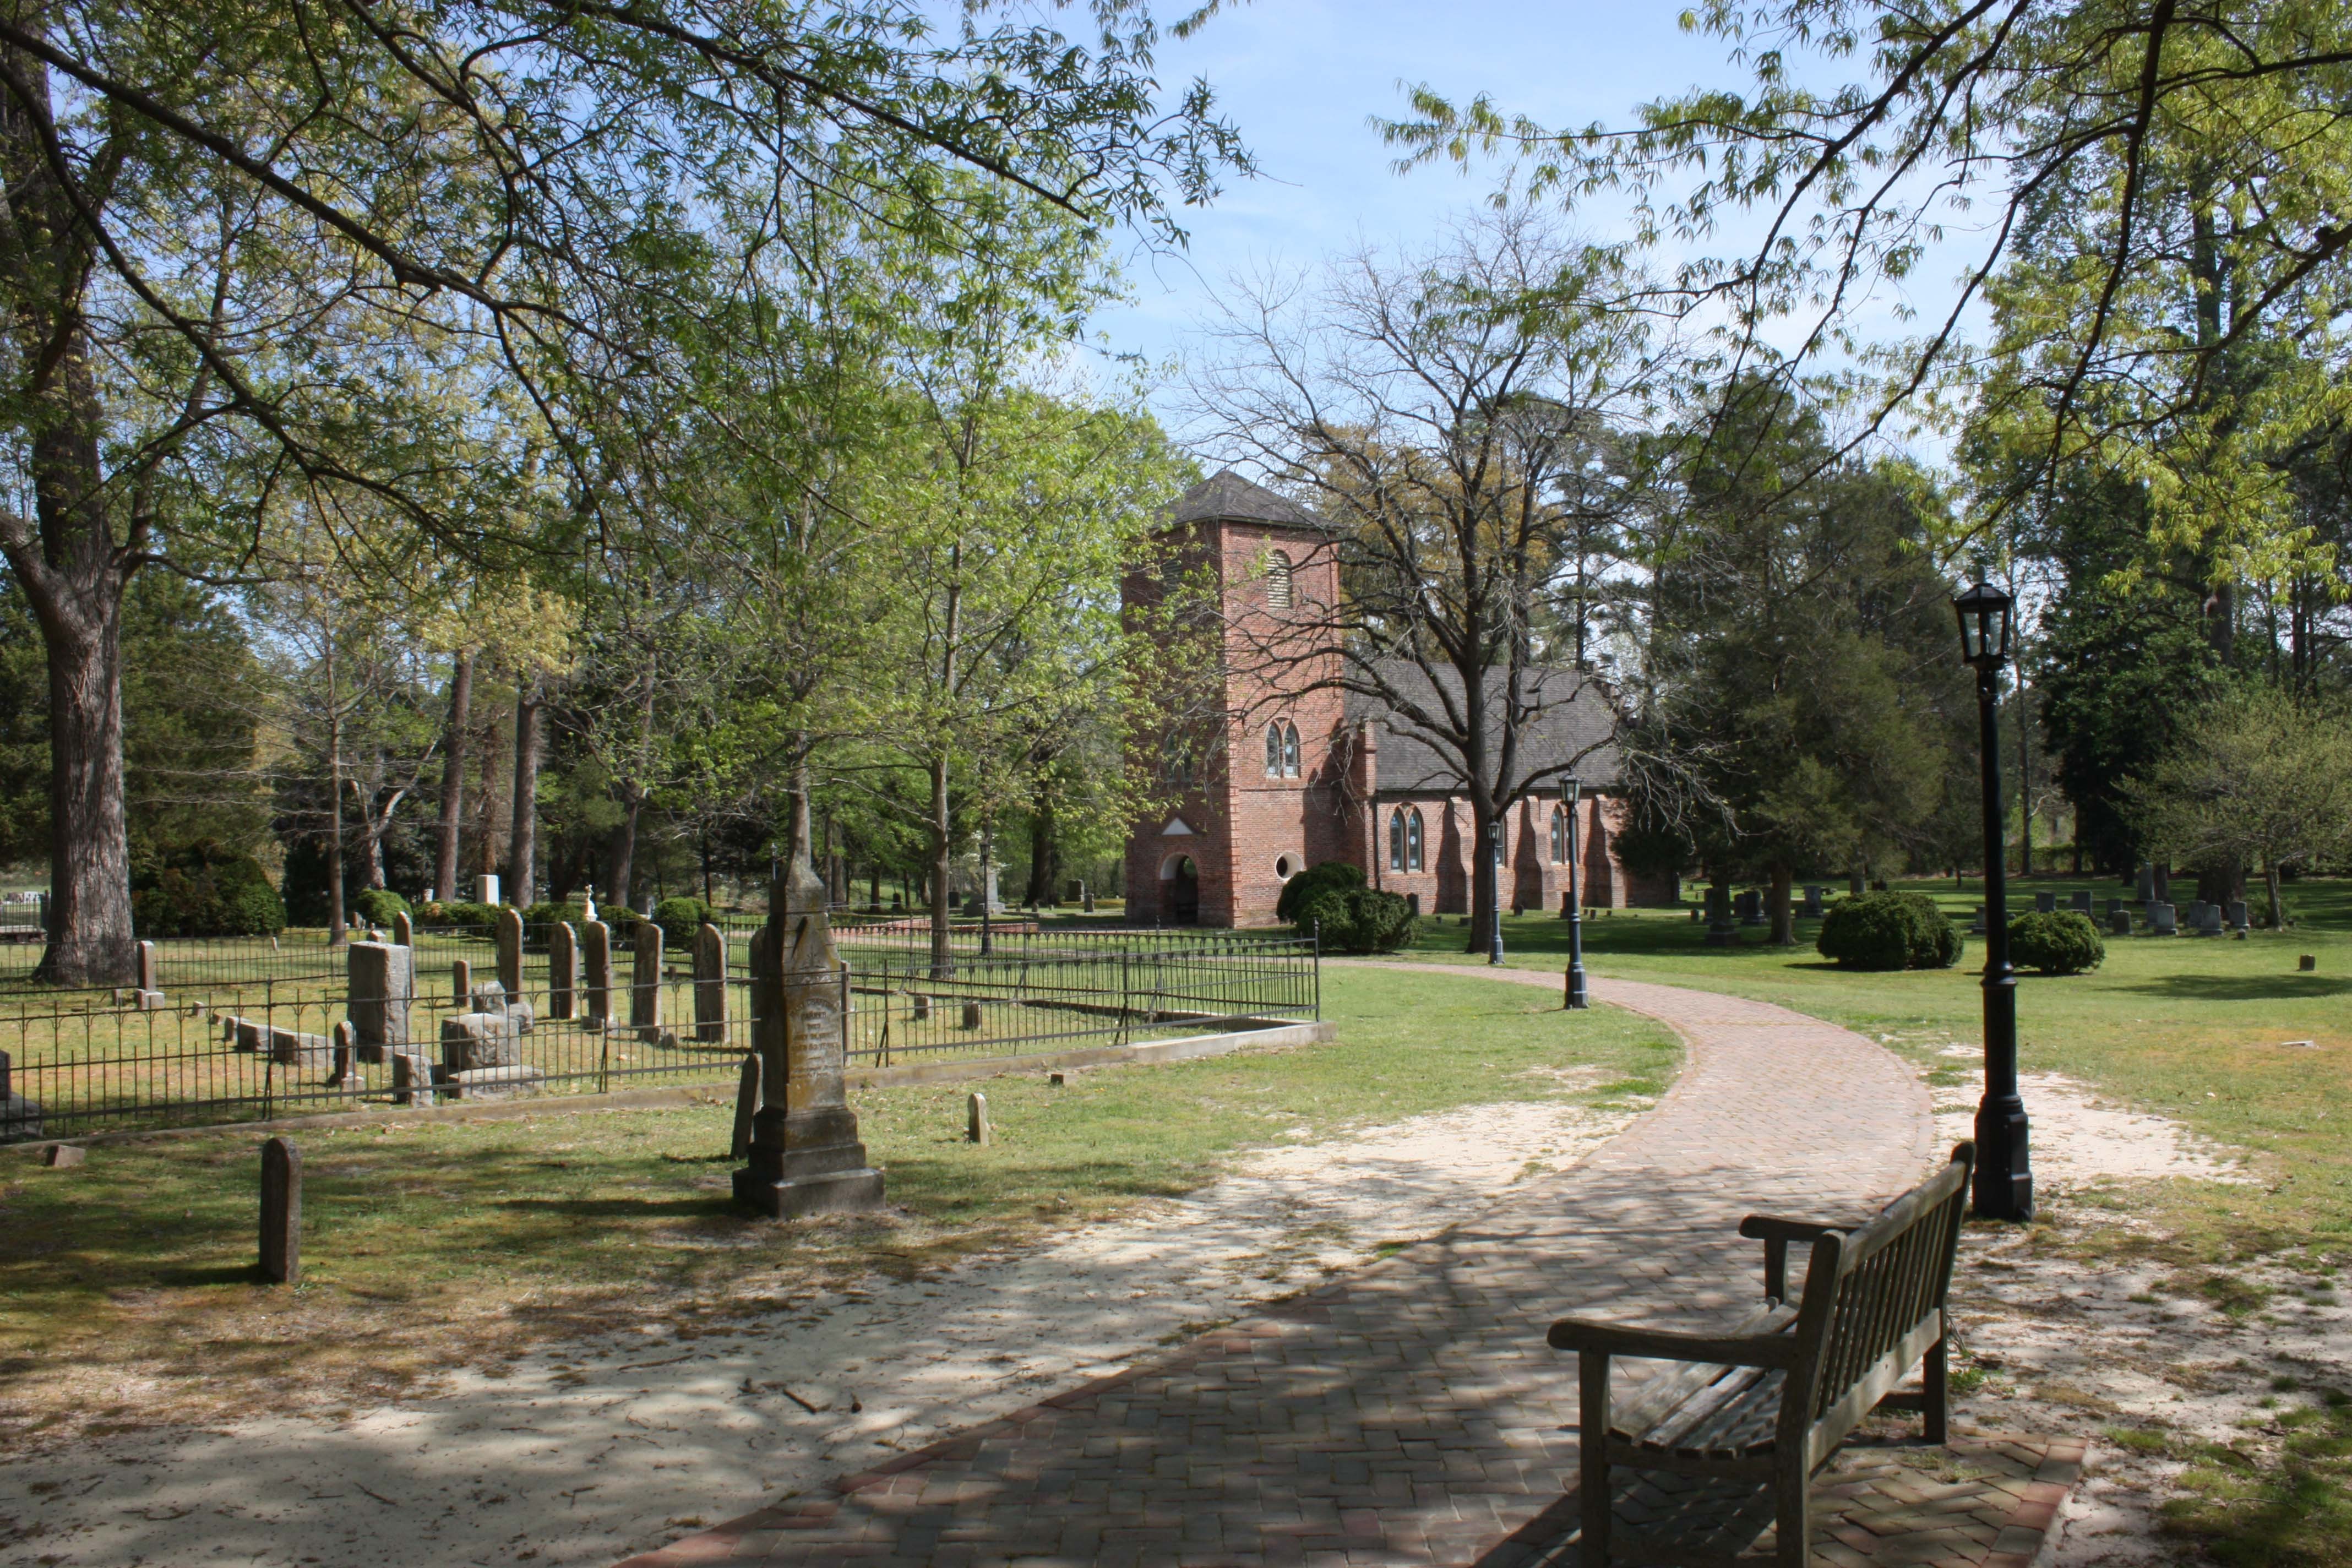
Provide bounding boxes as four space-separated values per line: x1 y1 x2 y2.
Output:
614 965 2089 1567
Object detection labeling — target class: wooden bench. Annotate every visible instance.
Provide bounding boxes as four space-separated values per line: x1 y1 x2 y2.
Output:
1550 1142 1975 1566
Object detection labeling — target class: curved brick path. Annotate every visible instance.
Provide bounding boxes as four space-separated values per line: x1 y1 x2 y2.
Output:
620 966 1940 1567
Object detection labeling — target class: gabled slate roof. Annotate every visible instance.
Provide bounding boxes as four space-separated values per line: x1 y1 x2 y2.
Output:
1164 469 1325 532
1344 660 1624 793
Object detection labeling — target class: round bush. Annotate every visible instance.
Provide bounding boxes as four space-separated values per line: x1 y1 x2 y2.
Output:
1275 861 1365 925
1817 891 1962 971
654 895 712 948
130 841 287 938
418 900 500 936
2007 910 2104 974
1292 884 1418 955
350 887 411 928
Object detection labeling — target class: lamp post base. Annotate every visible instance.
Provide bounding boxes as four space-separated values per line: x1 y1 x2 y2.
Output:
1972 1094 2033 1221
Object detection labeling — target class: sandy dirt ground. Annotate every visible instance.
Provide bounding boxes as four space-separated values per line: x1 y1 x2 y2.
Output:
1929 1059 2349 1566
0 1081 1638 1568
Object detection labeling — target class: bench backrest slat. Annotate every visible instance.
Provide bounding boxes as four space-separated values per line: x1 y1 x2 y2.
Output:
1798 1145 1973 1425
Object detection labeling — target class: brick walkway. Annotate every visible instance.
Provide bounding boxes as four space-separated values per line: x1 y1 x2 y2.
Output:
618 967 2079 1567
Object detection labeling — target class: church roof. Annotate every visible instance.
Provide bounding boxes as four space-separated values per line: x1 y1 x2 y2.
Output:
1164 469 1325 533
1345 660 1625 793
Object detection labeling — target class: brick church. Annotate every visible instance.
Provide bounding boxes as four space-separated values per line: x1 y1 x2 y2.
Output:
1122 471 1678 927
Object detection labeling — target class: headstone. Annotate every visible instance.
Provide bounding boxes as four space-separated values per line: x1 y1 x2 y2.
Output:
631 921 663 1037
2227 900 2249 931
2110 910 2132 937
347 941 413 1060
733 800 886 1218
694 922 728 1043
2070 891 2093 914
328 1020 359 1085
547 921 578 1021
390 1051 436 1106
2135 863 2155 903
910 992 930 1022
1969 907 1987 935
2148 901 2177 935
469 977 508 1014
134 989 164 1010
477 872 501 907
2301 955 2318 972
447 1064 546 1101
1560 890 1574 917
259 1137 300 1284
393 911 413 946
731 1055 761 1161
135 940 159 994
2193 903 2225 937
451 957 471 1005
2034 891 2056 914
43 1144 84 1169
226 1015 263 1052
497 906 524 997
2105 898 2125 919
961 1000 984 1030
0 1049 39 1142
1734 890 1763 926
1406 892 1420 917
967 1092 990 1147
1081 889 1095 914
268 1024 333 1070
1799 885 1825 918
1705 885 1733 946
583 919 612 1026
441 1011 521 1072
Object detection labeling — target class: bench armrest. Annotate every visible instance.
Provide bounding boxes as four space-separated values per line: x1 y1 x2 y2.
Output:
1548 1314 1799 1369
1739 1214 1847 1300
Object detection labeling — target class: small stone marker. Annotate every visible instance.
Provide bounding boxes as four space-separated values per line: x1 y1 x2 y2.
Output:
446 1064 545 1101
497 905 524 997
1048 1072 1065 1086
391 1052 435 1106
469 977 508 1014
393 910 413 946
2148 901 2177 935
631 921 663 1037
731 1054 761 1160
451 957 472 1005
961 1000 983 1030
0 1046 39 1144
967 1092 990 1146
43 1144 84 1169
1969 906 1987 935
583 919 612 1026
910 992 930 1022
694 922 728 1043
2227 900 2249 931
547 921 578 1021
2109 910 2132 937
135 939 160 994
441 1011 521 1072
329 1020 359 1084
259 1137 301 1284
2301 955 2318 972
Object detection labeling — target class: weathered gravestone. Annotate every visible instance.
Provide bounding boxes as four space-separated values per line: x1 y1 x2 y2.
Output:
441 1010 521 1073
1705 885 1734 947
967 1092 990 1147
390 1052 435 1106
733 800 885 1218
2193 903 2225 937
2110 910 2133 937
961 1000 984 1030
731 1054 761 1160
0 1049 41 1143
446 1064 545 1101
2184 900 2211 933
469 976 508 1014
694 922 728 1043
2228 900 2250 932
497 906 525 997
1800 885 1825 918
547 921 578 1021
1734 889 1763 926
346 941 413 1061
2105 898 2126 919
2034 891 2057 914
450 957 471 1005
328 1020 359 1085
393 910 413 947
135 940 161 1002
2148 901 2177 935
2070 891 2094 914
631 921 663 1039
1969 907 1988 935
259 1137 301 1284
582 919 612 1026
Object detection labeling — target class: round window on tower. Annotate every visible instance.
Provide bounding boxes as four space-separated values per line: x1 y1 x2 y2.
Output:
1273 855 1295 881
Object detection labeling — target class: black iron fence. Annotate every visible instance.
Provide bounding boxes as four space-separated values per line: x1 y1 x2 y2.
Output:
0 923 1317 1142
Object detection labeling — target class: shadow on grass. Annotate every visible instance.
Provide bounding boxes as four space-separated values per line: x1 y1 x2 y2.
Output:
153 1263 269 1287
2110 973 2352 1001
498 1196 731 1218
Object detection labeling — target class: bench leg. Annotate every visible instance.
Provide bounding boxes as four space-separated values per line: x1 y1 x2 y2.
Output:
1924 1333 1950 1445
1580 1349 1613 1566
1775 1457 1810 1568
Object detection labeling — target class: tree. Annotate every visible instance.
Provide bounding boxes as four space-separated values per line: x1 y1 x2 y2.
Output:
2126 685 2352 927
1192 211 1656 954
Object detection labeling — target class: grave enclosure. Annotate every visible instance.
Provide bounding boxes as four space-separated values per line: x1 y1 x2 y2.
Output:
0 919 1318 1143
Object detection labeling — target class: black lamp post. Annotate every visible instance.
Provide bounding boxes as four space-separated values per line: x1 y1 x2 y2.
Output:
1561 775 1588 1010
1954 580 2033 1221
1485 816 1506 965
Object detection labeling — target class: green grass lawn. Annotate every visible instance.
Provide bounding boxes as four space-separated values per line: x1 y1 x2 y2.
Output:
0 963 1675 1442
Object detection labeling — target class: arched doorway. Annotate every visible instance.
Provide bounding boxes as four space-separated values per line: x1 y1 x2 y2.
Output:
1159 853 1200 924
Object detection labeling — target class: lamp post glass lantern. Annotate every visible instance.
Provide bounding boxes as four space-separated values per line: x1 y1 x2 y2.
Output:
1953 580 2032 1221
1561 776 1588 1010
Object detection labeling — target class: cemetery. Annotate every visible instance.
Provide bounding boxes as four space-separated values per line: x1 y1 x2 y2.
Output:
11 2 2352 1565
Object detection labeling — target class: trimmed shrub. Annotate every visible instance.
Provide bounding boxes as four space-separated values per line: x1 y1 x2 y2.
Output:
130 841 286 938
350 887 411 928
419 900 500 937
1817 891 1962 971
654 895 712 948
1275 861 1365 924
2008 910 2104 975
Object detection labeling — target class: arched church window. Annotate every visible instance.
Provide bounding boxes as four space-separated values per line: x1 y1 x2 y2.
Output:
1282 722 1302 778
1389 808 1407 871
1406 808 1425 871
1266 550 1293 610
1264 721 1282 777
1550 805 1568 864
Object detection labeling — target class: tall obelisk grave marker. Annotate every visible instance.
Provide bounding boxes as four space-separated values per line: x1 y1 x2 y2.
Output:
733 795 885 1218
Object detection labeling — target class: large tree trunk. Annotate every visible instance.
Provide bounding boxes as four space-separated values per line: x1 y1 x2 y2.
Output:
609 791 641 913
1767 863 1795 946
928 754 953 977
2264 859 2286 929
434 648 473 901
325 637 346 945
1025 785 1059 907
508 681 543 903
33 572 134 984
